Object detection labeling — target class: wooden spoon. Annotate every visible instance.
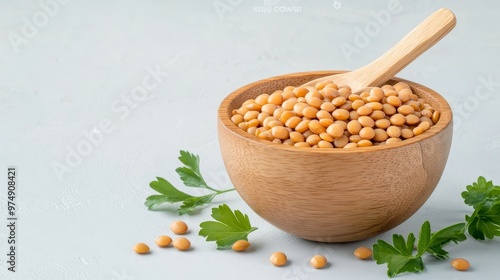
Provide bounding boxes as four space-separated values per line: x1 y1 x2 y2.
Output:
301 8 456 92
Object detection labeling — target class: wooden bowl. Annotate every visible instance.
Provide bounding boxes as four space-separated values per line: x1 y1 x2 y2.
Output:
217 71 453 242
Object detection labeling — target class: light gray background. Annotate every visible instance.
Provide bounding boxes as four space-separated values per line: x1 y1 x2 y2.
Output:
1 0 499 279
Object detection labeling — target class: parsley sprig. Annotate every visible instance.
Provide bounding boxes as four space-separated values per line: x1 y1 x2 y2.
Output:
144 151 235 215
373 176 500 277
463 176 500 240
373 222 466 277
199 204 258 249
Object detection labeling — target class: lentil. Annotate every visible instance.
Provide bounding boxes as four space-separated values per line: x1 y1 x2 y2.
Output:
349 134 362 143
295 120 310 133
173 237 191 251
382 103 397 115
320 102 336 112
271 126 290 140
133 243 150 254
450 258 470 271
294 142 310 148
344 142 358 148
387 95 402 107
373 129 389 142
310 255 328 269
319 132 334 142
352 99 365 110
170 220 188 235
294 87 309 97
261 104 277 115
432 110 440 124
370 110 386 120
306 134 322 146
155 235 172 247
357 139 373 147
413 126 424 136
419 121 431 131
255 94 269 105
231 115 244 125
401 128 414 139
232 240 251 252
332 108 350 120
268 92 283 105
318 140 334 148
334 135 349 148
327 123 344 138
347 120 362 135
332 96 346 106
359 127 375 140
319 118 334 128
358 116 375 128
375 119 391 129
285 116 302 129
386 126 401 138
405 114 420 125
354 246 373 259
397 105 415 115
308 120 326 134
366 101 383 110
270 252 288 266
357 105 373 116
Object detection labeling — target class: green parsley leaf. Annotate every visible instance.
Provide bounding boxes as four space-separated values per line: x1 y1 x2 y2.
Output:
199 204 258 249
176 167 209 188
463 176 500 240
145 177 194 210
145 151 235 215
490 188 500 198
373 233 423 278
461 176 496 208
417 221 431 256
178 150 201 174
178 194 217 215
466 201 500 240
149 177 193 199
374 221 468 277
426 223 466 259
176 151 211 189
145 195 184 210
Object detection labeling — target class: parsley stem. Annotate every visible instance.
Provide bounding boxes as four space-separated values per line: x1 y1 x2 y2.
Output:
462 206 479 234
203 185 235 193
214 188 236 194
203 186 218 192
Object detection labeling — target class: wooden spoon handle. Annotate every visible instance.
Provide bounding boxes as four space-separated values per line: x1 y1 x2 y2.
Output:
343 8 456 90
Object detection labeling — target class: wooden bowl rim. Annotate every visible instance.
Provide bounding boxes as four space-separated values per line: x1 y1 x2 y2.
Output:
218 70 452 154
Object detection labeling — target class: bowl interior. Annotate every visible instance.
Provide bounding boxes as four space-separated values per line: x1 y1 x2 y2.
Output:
219 71 451 152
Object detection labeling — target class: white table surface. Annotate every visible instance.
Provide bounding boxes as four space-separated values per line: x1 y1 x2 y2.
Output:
1 0 500 279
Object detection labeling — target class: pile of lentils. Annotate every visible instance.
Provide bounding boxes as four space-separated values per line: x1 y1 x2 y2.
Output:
230 81 440 148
